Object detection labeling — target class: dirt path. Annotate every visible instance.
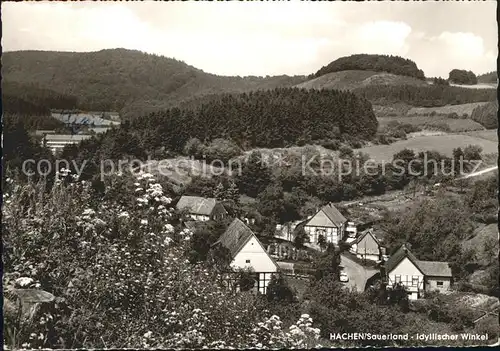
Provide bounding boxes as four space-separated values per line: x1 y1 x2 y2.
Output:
460 165 498 179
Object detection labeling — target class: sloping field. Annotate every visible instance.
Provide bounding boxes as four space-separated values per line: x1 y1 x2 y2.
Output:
377 115 485 132
462 223 498 261
407 102 490 117
463 130 498 142
358 134 498 163
295 70 427 90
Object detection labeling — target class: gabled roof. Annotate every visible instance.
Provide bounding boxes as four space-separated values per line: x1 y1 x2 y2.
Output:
384 244 424 275
214 218 256 258
322 203 347 226
417 261 452 278
307 203 347 227
176 196 217 216
354 229 380 246
214 219 279 271
385 244 452 278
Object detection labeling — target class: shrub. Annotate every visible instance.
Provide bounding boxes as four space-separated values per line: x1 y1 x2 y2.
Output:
204 138 242 163
317 139 340 150
448 69 478 85
475 316 500 340
463 144 483 160
2 171 325 349
183 137 203 156
339 145 354 159
266 274 296 303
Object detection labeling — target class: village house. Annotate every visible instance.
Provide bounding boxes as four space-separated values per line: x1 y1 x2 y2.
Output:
303 203 347 245
384 244 453 300
40 134 93 155
266 220 306 260
350 229 383 262
345 221 357 238
214 218 279 294
175 195 228 221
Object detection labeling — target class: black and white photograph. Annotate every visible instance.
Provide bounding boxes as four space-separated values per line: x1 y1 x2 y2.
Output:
2 1 499 349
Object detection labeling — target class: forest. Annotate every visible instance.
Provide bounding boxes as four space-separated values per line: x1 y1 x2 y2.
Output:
2 81 78 112
126 87 378 151
313 54 426 80
470 100 499 129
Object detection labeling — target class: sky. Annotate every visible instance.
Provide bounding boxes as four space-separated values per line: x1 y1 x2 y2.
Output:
2 1 497 78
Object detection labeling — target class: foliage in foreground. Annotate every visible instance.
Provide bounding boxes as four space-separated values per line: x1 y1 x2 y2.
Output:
2 171 328 349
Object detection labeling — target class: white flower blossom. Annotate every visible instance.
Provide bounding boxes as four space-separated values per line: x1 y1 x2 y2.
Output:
16 277 34 287
118 211 130 219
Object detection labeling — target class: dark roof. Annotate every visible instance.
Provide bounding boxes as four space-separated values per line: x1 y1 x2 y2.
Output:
354 228 380 246
322 203 347 226
214 218 256 258
176 196 217 216
417 261 452 278
384 244 423 274
385 244 452 278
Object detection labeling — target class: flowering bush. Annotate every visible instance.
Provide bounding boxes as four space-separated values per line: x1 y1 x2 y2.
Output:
247 313 322 349
3 170 328 349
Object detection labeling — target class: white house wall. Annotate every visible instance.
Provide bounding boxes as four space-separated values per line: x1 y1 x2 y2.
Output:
357 253 380 262
232 237 278 273
425 276 452 292
387 257 424 300
231 237 278 294
189 214 210 221
304 211 339 244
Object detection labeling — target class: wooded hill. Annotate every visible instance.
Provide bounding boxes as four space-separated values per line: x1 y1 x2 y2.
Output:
2 82 76 130
128 87 378 151
2 81 78 115
2 49 306 119
477 71 497 84
296 70 428 91
312 54 426 80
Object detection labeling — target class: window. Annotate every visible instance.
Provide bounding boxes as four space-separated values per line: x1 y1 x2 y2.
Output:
437 281 444 287
395 275 401 283
245 259 251 263
412 276 419 286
